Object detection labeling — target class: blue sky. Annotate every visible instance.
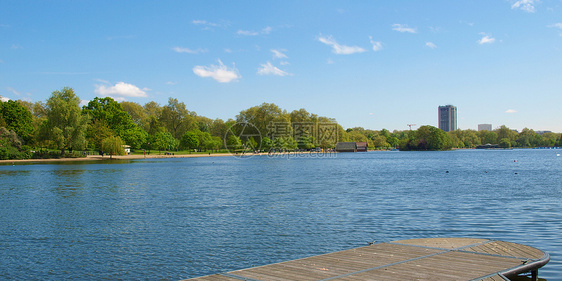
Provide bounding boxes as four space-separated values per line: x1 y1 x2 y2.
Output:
2 0 562 132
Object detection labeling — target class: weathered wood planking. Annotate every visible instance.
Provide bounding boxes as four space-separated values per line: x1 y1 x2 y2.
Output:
185 238 550 281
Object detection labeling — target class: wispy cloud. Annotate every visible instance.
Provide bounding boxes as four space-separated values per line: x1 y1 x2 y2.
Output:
511 0 538 13
237 26 272 36
106 35 135 41
318 35 366 55
426 42 437 49
271 49 288 59
6 87 21 97
478 33 496 44
506 109 518 113
369 36 383 51
192 19 226 30
172 47 208 54
548 23 562 36
392 24 417 33
257 62 290 76
193 60 241 83
95 82 149 100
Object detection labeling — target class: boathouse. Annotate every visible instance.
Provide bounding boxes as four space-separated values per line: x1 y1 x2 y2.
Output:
335 142 368 152
335 142 357 152
356 142 368 152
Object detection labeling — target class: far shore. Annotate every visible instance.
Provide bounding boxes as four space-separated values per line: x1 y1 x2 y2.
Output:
0 150 339 164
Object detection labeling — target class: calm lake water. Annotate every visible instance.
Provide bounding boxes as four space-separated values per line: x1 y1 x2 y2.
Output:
0 149 560 280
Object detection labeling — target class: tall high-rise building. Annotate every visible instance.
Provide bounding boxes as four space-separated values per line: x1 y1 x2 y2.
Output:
478 124 492 131
438 105 457 132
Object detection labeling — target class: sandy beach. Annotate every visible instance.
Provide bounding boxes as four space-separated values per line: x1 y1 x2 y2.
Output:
0 151 335 164
0 152 235 164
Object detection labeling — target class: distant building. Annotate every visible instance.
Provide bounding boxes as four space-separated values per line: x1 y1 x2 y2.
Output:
335 142 357 152
537 131 552 135
356 142 368 152
478 124 492 131
335 142 368 152
438 105 457 132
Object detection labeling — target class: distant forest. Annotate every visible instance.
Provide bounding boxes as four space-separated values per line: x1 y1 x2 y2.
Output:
1 87 562 160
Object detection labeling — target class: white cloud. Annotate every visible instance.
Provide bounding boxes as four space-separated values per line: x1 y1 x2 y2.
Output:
511 0 538 13
271 49 288 59
506 109 518 113
318 35 366 55
192 19 224 30
172 47 208 54
426 42 437 49
6 87 21 97
193 60 241 83
237 26 272 36
478 33 496 44
0 95 9 102
392 24 417 33
95 82 149 99
257 62 290 76
548 23 562 36
369 36 383 51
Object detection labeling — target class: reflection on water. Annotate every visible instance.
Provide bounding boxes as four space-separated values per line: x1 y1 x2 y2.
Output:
0 149 560 280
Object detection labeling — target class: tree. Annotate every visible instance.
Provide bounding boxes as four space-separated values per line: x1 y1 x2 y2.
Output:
151 132 179 153
143 101 164 134
400 125 452 151
209 118 228 138
83 97 147 149
495 125 517 143
225 135 242 151
85 120 115 152
180 131 199 151
160 98 197 139
101 136 125 159
479 130 498 145
196 130 213 151
0 100 34 143
372 135 390 149
120 101 146 127
42 87 89 154
236 103 289 140
499 138 512 148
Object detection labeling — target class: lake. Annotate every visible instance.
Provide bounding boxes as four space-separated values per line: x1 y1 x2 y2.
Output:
0 149 560 280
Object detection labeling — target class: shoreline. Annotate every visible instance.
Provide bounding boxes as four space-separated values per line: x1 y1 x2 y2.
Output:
0 151 339 164
0 152 235 164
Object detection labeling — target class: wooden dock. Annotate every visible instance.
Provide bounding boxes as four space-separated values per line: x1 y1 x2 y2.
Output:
185 238 550 281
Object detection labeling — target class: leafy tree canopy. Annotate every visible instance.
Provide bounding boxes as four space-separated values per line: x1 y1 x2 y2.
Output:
0 100 34 143
42 87 89 154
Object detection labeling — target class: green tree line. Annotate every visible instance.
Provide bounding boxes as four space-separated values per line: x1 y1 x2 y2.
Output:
2 87 562 159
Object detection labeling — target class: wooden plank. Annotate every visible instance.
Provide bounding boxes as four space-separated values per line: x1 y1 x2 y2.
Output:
184 238 549 281
226 243 443 281
392 237 488 249
464 241 545 259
